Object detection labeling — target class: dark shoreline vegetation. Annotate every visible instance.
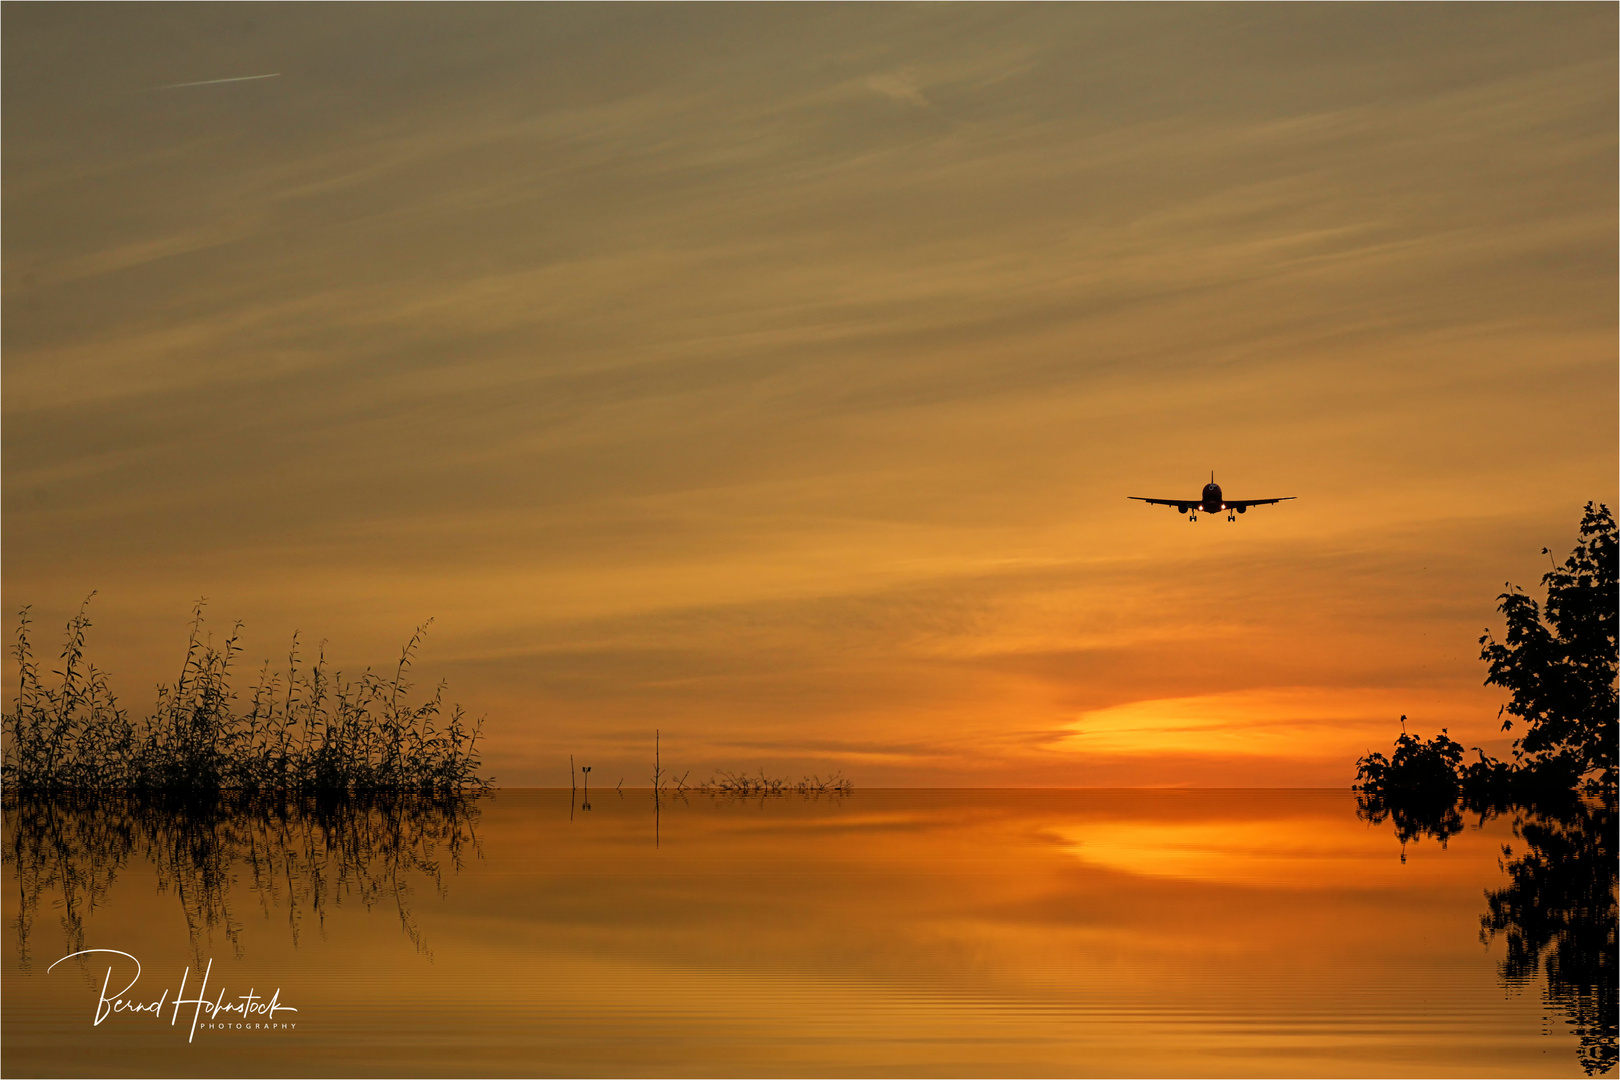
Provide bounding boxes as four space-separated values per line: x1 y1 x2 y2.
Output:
1351 502 1616 1076
697 771 854 795
632 729 855 800
1355 502 1617 803
2 600 490 794
647 770 854 797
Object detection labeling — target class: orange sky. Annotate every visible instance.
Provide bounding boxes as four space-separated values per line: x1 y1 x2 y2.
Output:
3 5 1615 786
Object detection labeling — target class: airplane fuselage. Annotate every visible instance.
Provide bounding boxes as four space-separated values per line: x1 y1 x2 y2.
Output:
1127 475 1293 521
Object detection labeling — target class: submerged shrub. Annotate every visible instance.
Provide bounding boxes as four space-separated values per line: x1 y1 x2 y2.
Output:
2 599 490 795
1354 720 1464 801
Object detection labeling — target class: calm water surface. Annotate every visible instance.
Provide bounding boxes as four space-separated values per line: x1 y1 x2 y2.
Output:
3 790 1612 1077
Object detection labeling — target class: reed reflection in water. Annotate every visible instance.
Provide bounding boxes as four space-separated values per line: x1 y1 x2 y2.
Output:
2 790 1613 1078
6 793 484 968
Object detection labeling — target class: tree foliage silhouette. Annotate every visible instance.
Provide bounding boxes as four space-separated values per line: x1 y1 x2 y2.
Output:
1480 502 1617 791
1353 719 1463 800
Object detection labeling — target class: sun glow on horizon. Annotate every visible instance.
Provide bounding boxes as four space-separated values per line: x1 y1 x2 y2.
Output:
3 5 1613 786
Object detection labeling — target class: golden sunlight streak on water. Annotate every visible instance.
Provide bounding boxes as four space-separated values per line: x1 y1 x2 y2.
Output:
3 791 1601 1077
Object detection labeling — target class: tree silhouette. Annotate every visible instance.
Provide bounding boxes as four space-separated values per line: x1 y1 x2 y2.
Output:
1480 502 1617 791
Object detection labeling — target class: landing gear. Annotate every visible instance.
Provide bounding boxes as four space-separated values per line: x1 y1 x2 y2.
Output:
1188 512 1197 522
1228 511 1236 522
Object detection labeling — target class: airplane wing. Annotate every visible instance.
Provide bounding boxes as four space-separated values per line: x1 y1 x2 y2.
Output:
1128 497 1193 506
1225 497 1296 508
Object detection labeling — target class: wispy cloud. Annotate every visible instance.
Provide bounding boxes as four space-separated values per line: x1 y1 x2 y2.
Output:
154 73 280 90
3 5 1613 784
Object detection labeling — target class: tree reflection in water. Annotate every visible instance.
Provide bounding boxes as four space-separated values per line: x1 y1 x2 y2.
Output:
1355 794 1465 858
1360 794 1617 1075
4 793 484 969
1481 800 1616 1077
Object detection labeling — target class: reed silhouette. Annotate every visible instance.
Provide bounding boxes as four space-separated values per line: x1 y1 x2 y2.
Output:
4 791 484 968
3 599 489 794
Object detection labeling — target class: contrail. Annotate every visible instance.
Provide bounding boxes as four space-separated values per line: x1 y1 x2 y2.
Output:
157 73 281 90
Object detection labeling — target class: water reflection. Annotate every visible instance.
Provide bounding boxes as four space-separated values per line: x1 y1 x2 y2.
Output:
1360 794 1617 1075
1355 793 1465 854
4 790 1611 1077
4 793 484 968
1482 801 1616 1077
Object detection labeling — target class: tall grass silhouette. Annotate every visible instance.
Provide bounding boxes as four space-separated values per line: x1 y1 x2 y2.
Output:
2 597 489 794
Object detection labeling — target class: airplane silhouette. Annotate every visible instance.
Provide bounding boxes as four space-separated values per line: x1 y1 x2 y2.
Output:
1130 473 1295 522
